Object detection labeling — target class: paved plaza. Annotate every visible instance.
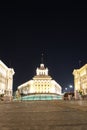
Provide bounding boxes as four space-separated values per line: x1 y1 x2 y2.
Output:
0 100 87 130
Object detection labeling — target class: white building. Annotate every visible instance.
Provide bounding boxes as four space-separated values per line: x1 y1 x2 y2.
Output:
0 60 15 100
73 64 87 99
18 63 62 96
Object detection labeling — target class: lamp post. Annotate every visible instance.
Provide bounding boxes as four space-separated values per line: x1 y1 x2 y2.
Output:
63 87 68 93
69 85 73 92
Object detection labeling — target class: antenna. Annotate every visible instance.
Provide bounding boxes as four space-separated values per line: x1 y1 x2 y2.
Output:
79 60 81 68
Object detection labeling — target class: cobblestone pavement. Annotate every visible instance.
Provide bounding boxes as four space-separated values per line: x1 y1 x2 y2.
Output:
0 100 87 130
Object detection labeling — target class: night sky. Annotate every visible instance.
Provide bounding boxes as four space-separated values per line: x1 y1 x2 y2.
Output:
0 3 87 92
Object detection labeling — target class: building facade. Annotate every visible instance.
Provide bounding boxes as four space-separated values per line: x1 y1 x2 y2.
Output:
0 60 15 100
73 64 87 99
17 63 62 100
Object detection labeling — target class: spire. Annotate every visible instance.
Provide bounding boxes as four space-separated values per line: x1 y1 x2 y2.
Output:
40 53 45 69
41 53 44 64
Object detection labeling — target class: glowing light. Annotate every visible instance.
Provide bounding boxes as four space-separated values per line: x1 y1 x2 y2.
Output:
69 85 73 88
65 87 67 90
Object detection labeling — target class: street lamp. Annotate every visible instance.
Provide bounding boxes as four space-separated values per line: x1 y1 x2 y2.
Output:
65 87 67 90
69 85 73 88
64 85 73 93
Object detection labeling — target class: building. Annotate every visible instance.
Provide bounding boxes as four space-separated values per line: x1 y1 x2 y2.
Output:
0 60 15 101
17 63 62 100
73 64 87 99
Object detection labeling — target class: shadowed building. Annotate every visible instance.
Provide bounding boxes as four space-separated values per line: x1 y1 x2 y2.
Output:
0 60 15 101
73 64 87 99
17 63 62 100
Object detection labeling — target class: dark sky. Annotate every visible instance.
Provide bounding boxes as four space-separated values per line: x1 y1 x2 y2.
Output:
0 3 87 92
